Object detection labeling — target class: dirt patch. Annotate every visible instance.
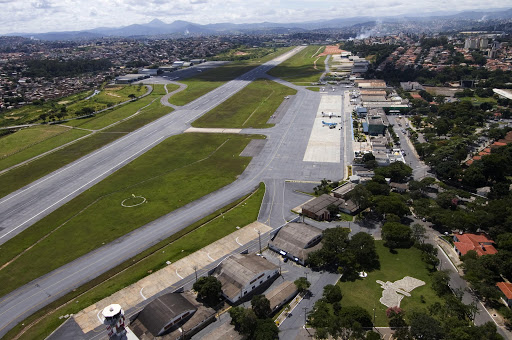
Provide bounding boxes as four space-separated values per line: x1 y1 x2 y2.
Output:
58 100 70 105
106 92 121 98
234 51 249 56
320 45 346 56
104 86 123 91
424 86 460 97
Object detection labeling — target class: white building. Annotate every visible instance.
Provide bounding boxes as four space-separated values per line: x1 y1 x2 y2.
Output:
213 253 279 304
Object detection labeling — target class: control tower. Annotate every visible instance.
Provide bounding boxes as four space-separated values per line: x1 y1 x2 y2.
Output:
102 304 126 339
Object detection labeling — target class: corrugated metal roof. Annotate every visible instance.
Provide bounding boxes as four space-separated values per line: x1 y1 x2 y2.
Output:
214 254 278 300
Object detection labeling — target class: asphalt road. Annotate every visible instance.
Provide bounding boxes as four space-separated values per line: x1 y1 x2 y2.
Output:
0 46 353 337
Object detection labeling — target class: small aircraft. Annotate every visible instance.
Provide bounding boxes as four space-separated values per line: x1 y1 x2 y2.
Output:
322 121 338 129
321 111 335 118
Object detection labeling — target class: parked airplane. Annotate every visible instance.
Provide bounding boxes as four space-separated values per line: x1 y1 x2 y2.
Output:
321 111 335 118
322 121 338 129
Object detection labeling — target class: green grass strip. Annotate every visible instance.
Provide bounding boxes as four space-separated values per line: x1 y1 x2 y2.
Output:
0 133 262 298
0 132 121 198
267 45 326 85
3 183 265 340
169 47 294 106
0 87 171 198
0 127 90 171
192 78 297 129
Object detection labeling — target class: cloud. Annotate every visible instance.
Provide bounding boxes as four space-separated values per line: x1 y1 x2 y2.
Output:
2 0 512 34
31 0 53 9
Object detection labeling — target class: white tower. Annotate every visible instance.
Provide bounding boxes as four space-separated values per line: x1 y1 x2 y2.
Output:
102 304 126 339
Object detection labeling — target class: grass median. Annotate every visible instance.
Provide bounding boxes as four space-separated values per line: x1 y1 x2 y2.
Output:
0 86 172 198
0 133 262 298
267 45 326 85
338 241 442 326
3 183 265 340
169 47 294 106
0 126 90 171
192 78 297 129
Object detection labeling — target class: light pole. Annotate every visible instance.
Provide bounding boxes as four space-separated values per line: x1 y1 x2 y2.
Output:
257 230 262 254
193 265 198 282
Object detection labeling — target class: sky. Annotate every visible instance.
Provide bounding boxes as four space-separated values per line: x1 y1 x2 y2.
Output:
2 0 512 34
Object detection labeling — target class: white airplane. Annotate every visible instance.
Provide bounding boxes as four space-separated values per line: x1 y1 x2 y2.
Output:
321 111 335 118
322 121 338 129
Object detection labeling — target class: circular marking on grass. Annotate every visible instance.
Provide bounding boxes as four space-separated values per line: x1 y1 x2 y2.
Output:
121 194 146 207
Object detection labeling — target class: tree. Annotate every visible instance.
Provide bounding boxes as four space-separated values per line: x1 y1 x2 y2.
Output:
411 223 426 243
128 93 137 99
192 276 222 306
251 295 271 319
338 306 372 327
294 277 311 295
322 284 342 304
373 194 410 218
366 331 382 340
307 227 350 269
374 161 412 182
382 222 413 249
230 307 259 337
254 318 279 340
409 311 444 340
431 270 451 296
308 300 335 333
326 204 340 220
348 232 380 271
348 184 372 210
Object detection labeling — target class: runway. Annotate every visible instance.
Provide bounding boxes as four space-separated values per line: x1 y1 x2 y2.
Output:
0 46 353 337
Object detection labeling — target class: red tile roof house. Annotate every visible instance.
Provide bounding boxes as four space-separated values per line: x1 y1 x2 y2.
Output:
453 233 498 257
497 282 512 308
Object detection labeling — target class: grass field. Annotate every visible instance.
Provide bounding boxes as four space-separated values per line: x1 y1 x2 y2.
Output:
4 183 265 340
0 86 173 198
169 47 293 106
0 127 90 171
306 87 321 92
104 99 172 133
0 85 147 127
0 133 261 298
459 95 497 106
267 45 326 85
64 85 164 129
338 241 442 326
192 79 296 128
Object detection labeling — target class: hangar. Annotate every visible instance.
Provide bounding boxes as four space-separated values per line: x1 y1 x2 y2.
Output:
269 222 323 265
130 291 215 339
213 254 279 304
